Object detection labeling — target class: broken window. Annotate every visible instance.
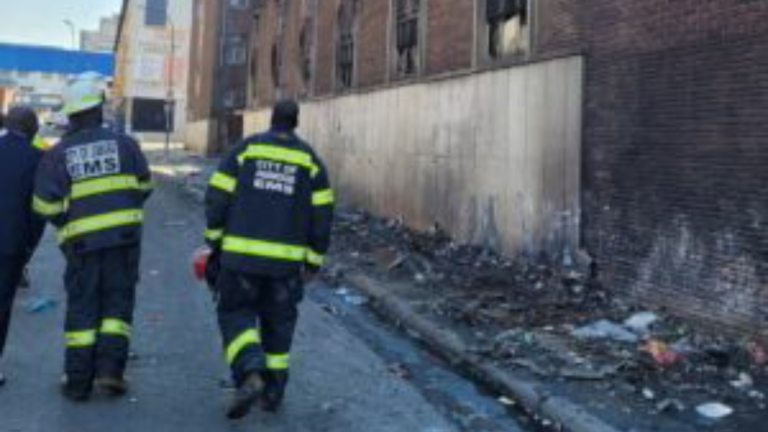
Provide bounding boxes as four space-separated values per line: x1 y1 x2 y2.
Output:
485 0 528 59
225 35 248 66
336 0 357 90
299 0 316 91
394 0 421 77
271 42 281 88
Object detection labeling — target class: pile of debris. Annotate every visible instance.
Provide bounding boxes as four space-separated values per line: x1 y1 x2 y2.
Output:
326 209 768 426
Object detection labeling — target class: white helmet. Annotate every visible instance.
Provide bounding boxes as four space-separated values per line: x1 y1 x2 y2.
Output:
62 72 106 116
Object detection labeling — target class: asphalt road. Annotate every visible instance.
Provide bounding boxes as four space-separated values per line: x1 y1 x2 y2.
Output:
0 181 470 432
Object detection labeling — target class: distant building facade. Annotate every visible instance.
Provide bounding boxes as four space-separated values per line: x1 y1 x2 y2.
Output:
81 15 120 53
185 0 254 154
114 0 193 142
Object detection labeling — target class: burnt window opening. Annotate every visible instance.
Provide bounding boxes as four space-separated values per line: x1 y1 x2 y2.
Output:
336 0 357 90
271 42 281 88
486 0 528 59
299 17 314 88
394 0 421 77
224 35 248 66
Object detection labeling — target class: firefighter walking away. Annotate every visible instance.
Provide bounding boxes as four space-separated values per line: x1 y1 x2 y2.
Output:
0 107 46 388
204 100 334 419
34 72 153 401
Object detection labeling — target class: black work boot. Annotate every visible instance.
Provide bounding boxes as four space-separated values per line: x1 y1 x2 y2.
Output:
61 376 92 402
95 375 128 397
227 373 265 420
261 373 288 413
0 372 6 388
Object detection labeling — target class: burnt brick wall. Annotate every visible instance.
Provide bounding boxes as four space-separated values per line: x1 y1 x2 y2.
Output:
582 0 768 332
534 0 584 57
357 0 390 88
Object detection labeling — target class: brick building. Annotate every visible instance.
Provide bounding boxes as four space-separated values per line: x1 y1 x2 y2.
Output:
226 0 765 332
186 0 253 154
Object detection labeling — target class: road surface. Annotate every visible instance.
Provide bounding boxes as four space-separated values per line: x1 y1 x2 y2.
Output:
0 180 526 432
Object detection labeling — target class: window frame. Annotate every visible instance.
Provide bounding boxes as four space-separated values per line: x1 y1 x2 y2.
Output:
476 0 533 68
335 0 358 91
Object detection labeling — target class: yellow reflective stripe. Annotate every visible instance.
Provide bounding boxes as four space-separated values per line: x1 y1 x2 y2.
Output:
100 318 132 338
32 135 50 151
222 236 308 262
138 180 154 192
71 175 141 200
226 329 261 365
210 172 237 193
58 209 144 243
33 195 66 216
237 144 320 177
66 330 97 348
205 228 224 242
312 189 335 206
306 249 325 266
266 353 290 371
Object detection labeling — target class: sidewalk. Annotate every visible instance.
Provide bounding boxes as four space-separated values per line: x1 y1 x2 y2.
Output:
149 145 767 432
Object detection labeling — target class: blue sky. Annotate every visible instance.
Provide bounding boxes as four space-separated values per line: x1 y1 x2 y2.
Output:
0 0 123 49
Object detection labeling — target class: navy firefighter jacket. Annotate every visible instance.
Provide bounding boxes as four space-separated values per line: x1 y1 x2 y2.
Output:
33 118 153 255
0 129 46 256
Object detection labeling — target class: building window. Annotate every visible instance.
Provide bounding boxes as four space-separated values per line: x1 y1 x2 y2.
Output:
145 0 168 26
225 35 248 66
229 0 249 9
393 0 421 78
484 0 529 59
336 0 357 90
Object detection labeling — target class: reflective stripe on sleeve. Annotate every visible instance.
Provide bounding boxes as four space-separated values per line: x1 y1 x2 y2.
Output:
237 144 320 177
205 228 224 242
226 329 261 365
306 249 325 266
33 195 66 216
58 209 144 243
71 175 141 200
66 330 97 348
138 180 154 192
209 172 238 193
100 318 132 338
266 353 290 371
311 189 335 206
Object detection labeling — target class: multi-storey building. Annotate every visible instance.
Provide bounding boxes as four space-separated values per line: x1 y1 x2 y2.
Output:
81 14 120 53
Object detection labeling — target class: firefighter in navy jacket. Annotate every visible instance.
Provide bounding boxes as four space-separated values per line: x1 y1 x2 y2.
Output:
34 73 152 401
0 107 46 387
204 100 334 419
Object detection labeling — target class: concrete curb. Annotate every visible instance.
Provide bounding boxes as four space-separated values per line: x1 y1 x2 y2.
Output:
346 273 625 432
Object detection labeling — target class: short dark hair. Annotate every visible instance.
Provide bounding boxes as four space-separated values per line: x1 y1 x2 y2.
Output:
6 107 39 138
271 99 300 130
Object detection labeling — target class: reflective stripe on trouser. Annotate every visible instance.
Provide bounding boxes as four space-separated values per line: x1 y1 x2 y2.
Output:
216 269 303 387
64 246 139 382
222 236 326 267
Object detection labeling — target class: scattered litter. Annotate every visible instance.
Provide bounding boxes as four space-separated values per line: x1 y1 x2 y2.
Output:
641 340 682 367
623 312 659 335
498 396 516 407
388 363 410 379
572 319 639 343
149 269 161 277
343 294 368 306
730 373 754 391
559 364 619 381
25 297 57 314
748 341 768 365
642 388 656 400
696 402 734 420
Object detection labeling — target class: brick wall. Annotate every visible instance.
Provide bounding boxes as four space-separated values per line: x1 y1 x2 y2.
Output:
425 0 474 75
581 0 768 331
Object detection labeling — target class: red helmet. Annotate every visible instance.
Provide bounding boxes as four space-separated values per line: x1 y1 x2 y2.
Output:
192 247 212 281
